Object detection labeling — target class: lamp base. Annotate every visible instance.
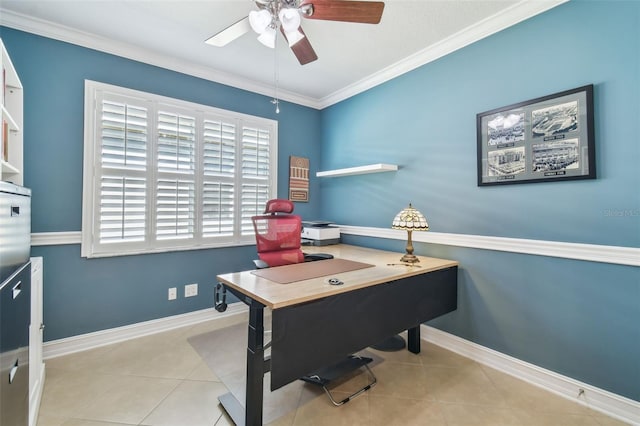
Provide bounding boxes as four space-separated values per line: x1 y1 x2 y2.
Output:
399 254 420 263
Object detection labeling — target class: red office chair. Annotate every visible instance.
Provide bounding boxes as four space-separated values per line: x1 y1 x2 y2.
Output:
251 199 333 268
252 199 305 268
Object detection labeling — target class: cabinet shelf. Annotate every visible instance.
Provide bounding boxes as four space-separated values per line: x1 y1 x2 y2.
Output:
1 159 19 175
2 105 20 132
1 38 23 185
316 163 398 178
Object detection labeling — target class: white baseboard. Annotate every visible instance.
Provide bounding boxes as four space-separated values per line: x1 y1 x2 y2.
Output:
42 303 247 359
421 324 639 425
42 305 638 425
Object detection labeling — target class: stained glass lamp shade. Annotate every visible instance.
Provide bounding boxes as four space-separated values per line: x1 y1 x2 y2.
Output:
391 203 429 263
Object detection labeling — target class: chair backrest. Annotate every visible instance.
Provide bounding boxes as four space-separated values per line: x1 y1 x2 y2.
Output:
252 199 304 267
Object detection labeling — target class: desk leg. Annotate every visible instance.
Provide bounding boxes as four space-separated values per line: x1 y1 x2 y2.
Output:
246 302 265 425
407 326 420 354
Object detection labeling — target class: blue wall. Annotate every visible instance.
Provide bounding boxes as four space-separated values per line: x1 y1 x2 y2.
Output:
1 0 638 403
0 28 322 339
320 1 639 401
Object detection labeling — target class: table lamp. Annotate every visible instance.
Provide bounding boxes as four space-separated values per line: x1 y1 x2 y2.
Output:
392 203 429 263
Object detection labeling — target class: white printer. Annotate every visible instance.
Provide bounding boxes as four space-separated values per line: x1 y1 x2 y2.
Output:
301 221 340 246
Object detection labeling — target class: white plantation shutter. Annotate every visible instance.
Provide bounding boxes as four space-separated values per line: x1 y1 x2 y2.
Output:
99 176 146 243
82 81 277 258
101 100 147 170
240 125 272 235
241 183 270 235
202 182 234 237
156 109 196 241
98 97 148 245
156 179 195 239
202 117 236 237
157 110 196 173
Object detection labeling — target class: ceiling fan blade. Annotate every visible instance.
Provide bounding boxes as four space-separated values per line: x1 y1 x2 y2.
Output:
300 0 384 24
281 26 318 65
205 16 251 47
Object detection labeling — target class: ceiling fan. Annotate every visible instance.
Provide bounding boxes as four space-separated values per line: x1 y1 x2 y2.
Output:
205 0 385 65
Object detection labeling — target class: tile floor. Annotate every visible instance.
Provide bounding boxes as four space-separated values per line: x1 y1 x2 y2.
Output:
36 313 628 426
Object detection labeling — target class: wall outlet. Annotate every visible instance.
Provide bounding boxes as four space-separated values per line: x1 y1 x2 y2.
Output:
185 283 198 298
168 287 177 300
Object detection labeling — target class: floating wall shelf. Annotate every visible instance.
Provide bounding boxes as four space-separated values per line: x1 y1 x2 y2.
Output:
316 163 398 178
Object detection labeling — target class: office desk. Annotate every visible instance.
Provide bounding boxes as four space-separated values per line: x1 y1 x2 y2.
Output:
216 244 458 425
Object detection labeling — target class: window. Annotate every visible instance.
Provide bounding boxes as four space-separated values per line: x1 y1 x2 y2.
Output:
82 81 277 258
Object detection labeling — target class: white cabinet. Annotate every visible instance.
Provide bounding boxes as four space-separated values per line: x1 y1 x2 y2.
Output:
29 257 44 426
1 39 24 185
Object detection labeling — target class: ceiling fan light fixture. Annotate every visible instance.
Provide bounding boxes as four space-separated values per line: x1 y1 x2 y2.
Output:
278 8 301 33
257 25 277 48
285 29 305 47
249 9 272 34
299 4 314 17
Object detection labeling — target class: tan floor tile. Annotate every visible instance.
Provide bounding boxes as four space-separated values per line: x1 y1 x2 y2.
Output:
43 343 122 375
368 395 447 426
73 375 181 424
214 411 236 426
418 343 476 369
434 380 508 407
94 336 202 379
266 409 296 426
38 368 123 418
184 312 249 338
440 403 524 425
37 320 630 426
422 363 508 406
368 361 434 400
511 408 604 425
292 390 370 426
187 359 221 381
141 380 229 426
61 420 138 426
34 413 68 426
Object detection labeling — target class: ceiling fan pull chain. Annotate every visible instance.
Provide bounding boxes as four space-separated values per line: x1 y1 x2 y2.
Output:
272 30 280 114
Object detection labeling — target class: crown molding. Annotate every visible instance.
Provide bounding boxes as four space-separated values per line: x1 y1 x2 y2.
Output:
317 0 569 108
1 1 566 110
0 8 321 109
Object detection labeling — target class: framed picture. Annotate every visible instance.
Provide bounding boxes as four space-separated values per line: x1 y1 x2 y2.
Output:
477 84 595 186
289 155 309 202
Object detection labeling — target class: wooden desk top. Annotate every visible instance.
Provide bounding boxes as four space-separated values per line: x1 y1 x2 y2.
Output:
216 244 458 309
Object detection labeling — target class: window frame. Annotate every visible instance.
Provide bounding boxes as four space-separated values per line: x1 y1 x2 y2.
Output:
81 80 278 258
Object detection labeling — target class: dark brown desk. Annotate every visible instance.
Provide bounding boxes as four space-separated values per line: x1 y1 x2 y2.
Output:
216 244 458 425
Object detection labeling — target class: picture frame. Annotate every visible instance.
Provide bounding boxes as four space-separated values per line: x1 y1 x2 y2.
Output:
288 155 309 202
477 84 595 186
